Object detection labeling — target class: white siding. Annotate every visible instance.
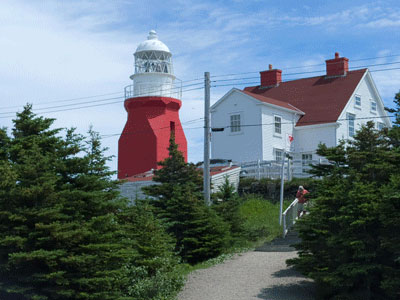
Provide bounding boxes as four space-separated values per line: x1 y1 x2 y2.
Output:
293 124 336 160
261 106 296 160
119 180 157 202
336 73 390 142
211 91 262 162
211 167 241 193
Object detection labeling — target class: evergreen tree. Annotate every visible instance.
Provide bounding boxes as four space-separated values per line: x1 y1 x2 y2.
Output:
144 134 229 264
288 119 400 299
0 106 137 300
212 177 244 243
118 202 184 300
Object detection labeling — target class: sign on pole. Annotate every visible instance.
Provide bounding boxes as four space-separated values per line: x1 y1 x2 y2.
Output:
285 133 294 152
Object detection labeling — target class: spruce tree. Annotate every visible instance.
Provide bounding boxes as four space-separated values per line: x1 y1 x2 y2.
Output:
212 177 244 244
0 106 136 300
144 134 229 264
288 119 400 299
118 202 184 300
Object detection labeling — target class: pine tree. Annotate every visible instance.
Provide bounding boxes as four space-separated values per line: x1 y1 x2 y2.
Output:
288 119 400 299
212 177 244 243
144 134 229 264
143 133 203 202
166 185 229 264
0 106 137 300
118 202 184 300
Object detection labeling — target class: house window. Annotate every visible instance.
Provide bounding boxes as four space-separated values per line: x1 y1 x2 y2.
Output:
274 116 282 134
377 122 385 131
348 113 355 137
371 101 377 112
275 149 284 161
230 114 241 133
355 95 361 107
302 154 313 173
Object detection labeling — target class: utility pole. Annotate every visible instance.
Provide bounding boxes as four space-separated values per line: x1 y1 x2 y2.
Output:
279 151 286 225
204 72 211 205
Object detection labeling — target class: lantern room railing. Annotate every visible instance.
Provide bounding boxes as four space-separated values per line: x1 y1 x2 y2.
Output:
124 79 182 100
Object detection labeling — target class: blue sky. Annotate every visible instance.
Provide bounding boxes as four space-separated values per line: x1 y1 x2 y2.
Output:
1 0 400 172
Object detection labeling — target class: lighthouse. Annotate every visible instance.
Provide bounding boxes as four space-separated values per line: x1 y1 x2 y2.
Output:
118 30 188 179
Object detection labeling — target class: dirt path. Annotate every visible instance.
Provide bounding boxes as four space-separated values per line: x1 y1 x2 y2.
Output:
177 250 315 300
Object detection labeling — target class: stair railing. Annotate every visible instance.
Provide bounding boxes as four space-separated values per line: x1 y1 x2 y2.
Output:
282 198 299 237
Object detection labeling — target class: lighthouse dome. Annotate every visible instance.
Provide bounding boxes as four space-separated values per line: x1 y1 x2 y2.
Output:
135 30 170 53
128 30 178 99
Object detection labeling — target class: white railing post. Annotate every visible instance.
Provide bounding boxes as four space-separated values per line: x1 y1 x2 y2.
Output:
282 198 299 237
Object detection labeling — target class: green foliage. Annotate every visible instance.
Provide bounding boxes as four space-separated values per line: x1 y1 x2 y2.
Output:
238 177 318 203
119 203 184 300
288 119 400 300
143 133 203 203
212 177 245 244
144 135 229 264
0 106 184 300
238 196 282 242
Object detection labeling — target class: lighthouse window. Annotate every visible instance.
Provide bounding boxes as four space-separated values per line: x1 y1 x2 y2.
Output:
170 121 175 135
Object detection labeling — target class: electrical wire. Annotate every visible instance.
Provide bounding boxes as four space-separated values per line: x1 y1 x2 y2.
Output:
99 117 205 139
0 78 204 110
97 114 394 141
215 115 394 131
0 85 205 118
2 58 399 119
211 67 400 88
210 53 400 78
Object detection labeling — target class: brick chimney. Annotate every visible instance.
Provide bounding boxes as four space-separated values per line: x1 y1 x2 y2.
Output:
260 64 282 87
326 52 349 77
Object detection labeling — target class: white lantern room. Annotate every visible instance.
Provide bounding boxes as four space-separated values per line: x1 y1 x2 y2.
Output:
125 30 181 99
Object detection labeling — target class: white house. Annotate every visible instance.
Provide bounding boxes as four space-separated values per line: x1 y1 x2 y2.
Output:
211 52 391 170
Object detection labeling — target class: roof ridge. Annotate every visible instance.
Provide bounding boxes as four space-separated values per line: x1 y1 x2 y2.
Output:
242 90 304 114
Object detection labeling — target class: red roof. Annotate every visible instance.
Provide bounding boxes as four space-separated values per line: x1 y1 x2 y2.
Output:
242 90 304 114
244 69 367 126
210 165 240 176
124 172 154 182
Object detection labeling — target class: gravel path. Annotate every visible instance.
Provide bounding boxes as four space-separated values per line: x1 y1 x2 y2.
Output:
177 250 315 300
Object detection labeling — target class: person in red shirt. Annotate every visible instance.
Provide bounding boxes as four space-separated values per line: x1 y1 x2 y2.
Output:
296 185 309 218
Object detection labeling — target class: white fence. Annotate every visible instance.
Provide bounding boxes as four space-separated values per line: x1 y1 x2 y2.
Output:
239 159 329 180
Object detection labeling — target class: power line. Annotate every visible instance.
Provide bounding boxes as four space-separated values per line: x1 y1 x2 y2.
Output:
216 115 394 130
99 117 205 139
0 78 204 110
210 54 400 78
3 58 399 119
211 67 400 88
0 85 205 119
0 91 125 110
98 114 394 141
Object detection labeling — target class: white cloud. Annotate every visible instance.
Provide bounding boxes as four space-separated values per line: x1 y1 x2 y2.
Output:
1 0 399 173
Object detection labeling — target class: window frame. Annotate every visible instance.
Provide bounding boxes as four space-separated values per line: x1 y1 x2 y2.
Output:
229 113 242 134
354 95 361 107
274 148 284 162
274 115 282 135
302 153 313 173
370 100 377 113
347 113 356 137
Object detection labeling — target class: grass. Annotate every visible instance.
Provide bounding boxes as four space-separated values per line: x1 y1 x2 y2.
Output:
238 195 291 245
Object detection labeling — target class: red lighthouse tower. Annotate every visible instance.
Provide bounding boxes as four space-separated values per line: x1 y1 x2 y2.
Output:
118 30 187 179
